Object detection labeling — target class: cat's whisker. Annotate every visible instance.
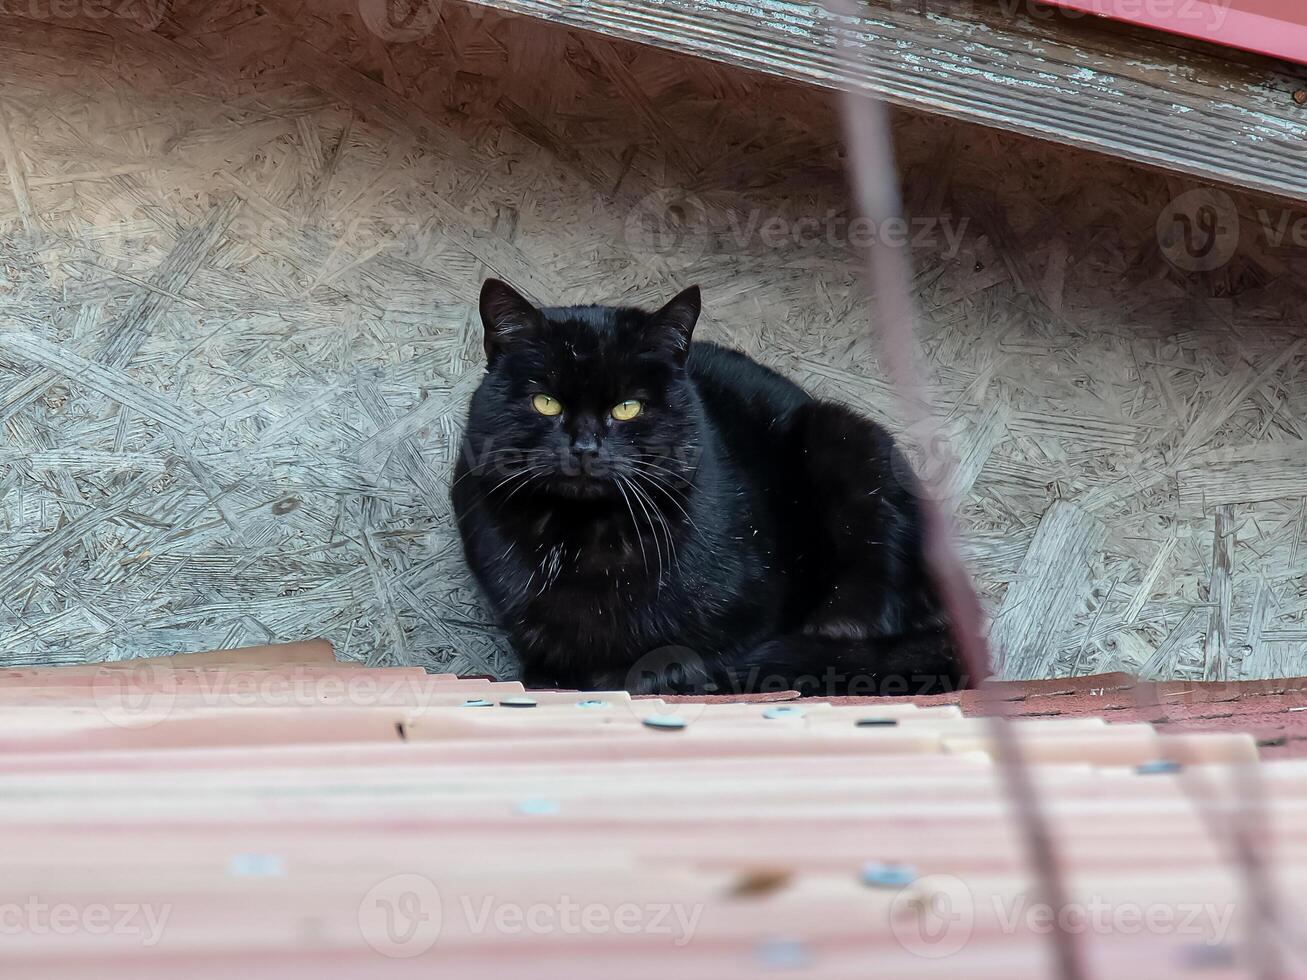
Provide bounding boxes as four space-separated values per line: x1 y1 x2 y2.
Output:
465 463 552 515
454 445 549 485
631 453 698 483
498 468 550 506
622 475 666 588
629 461 692 497
485 464 548 499
450 448 549 490
632 462 695 488
625 476 678 577
627 467 708 546
613 476 650 579
629 463 697 512
630 455 694 483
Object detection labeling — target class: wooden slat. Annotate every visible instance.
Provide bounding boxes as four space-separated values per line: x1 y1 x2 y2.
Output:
466 0 1307 201
0 658 1294 979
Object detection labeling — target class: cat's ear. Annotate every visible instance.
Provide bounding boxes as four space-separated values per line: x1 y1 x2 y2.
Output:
479 278 541 365
648 285 700 362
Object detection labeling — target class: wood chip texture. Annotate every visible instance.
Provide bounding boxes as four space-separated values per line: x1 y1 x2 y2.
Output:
0 1 1304 681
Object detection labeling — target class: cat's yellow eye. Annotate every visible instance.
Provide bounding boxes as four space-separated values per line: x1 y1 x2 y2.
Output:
531 394 563 416
611 399 642 422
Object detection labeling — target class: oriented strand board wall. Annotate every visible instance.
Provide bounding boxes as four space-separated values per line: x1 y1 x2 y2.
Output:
0 1 1304 678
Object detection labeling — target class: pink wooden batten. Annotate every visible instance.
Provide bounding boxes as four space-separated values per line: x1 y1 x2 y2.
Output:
1043 0 1307 65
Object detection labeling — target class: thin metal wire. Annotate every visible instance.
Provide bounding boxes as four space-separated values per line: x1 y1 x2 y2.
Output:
821 5 1084 976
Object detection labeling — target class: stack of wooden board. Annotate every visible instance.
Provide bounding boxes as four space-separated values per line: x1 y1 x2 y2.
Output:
461 0 1307 201
1 642 1296 977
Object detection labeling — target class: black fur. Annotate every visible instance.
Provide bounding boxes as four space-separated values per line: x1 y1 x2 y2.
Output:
452 279 961 696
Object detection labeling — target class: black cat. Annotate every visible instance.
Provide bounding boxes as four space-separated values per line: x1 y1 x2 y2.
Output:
451 279 961 696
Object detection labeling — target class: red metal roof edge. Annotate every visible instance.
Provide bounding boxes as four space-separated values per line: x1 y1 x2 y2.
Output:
1042 0 1307 66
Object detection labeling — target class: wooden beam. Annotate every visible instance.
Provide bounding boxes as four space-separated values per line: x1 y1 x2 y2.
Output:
467 0 1307 201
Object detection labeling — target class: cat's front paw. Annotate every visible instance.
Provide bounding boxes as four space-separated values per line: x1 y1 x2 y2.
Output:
621 645 717 696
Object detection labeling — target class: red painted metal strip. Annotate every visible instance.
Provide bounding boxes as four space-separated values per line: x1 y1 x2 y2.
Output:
1042 0 1307 66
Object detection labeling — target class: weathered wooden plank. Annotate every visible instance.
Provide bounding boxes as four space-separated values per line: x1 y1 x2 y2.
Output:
1177 441 1307 512
467 0 1307 201
992 501 1107 680
1203 505 1235 682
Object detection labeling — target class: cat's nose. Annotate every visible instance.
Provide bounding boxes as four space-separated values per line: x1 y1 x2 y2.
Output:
569 416 602 460
571 432 600 458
